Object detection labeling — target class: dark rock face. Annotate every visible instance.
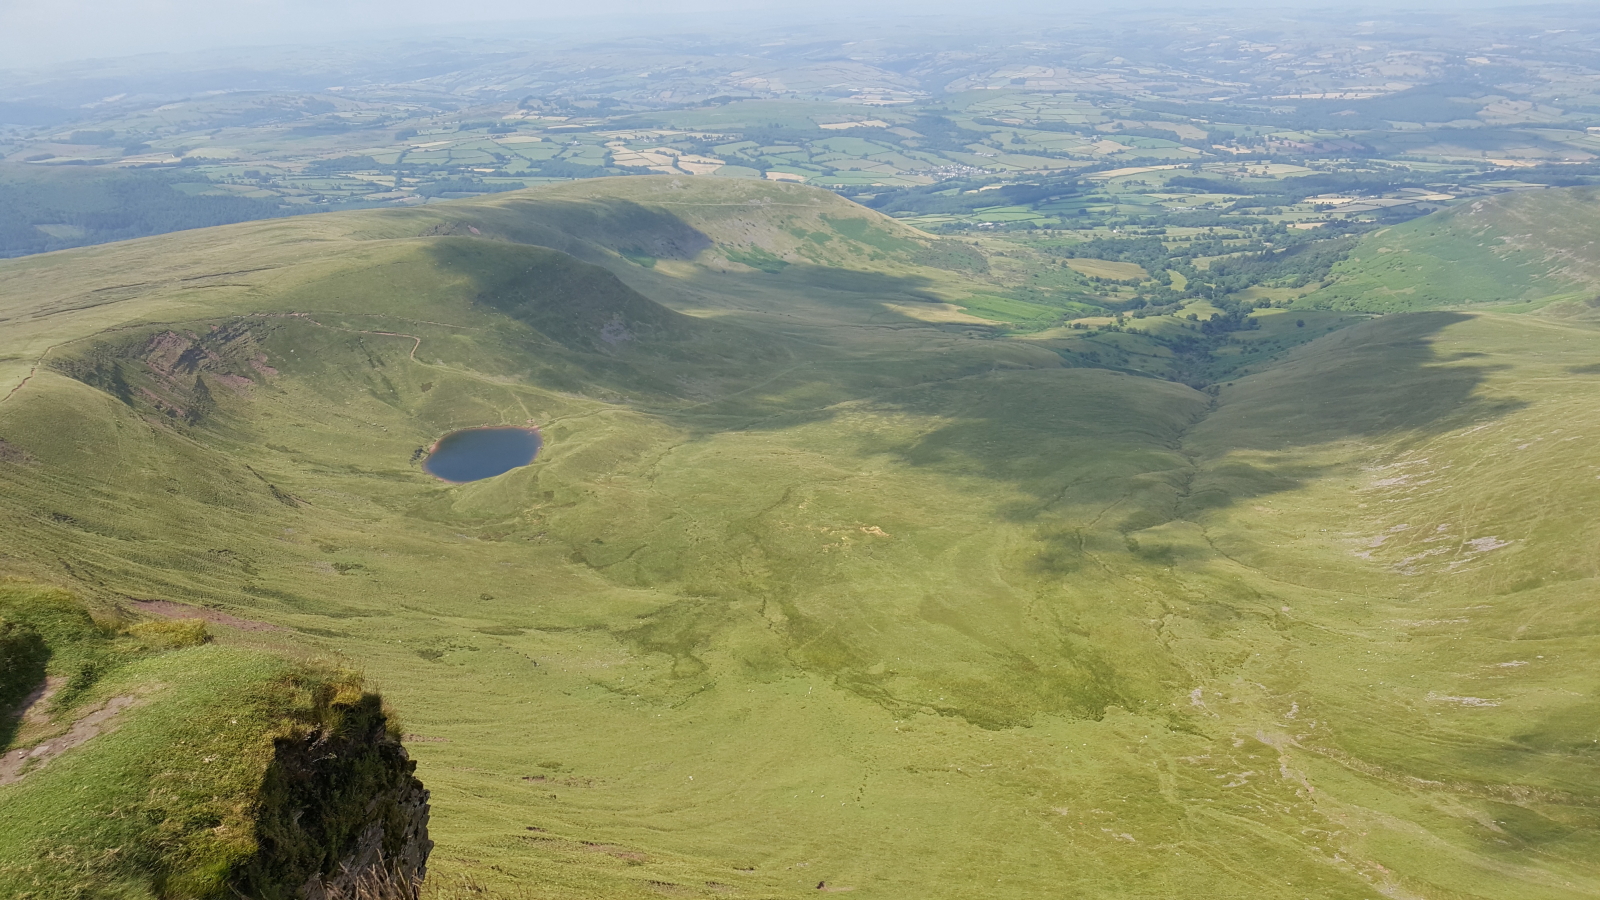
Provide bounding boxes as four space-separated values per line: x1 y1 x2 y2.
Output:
298 762 432 900
51 323 281 425
229 693 433 900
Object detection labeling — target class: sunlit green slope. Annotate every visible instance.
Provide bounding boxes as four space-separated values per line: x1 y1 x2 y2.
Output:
1303 186 1600 311
2 177 1598 899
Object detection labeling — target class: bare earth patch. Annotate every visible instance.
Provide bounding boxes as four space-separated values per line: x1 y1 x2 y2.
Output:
9 676 64 731
126 598 286 632
1427 692 1501 708
1 687 140 785
0 437 35 464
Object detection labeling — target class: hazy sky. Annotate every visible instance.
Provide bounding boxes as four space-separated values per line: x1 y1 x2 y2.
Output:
0 0 1569 70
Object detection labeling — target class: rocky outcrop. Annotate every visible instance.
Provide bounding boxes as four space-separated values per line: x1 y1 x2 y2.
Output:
49 322 281 425
229 692 433 900
298 773 431 900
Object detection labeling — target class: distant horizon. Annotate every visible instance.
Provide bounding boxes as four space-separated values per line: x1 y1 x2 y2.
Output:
1 0 1592 71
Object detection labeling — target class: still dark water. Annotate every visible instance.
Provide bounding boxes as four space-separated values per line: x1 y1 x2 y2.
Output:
422 427 541 483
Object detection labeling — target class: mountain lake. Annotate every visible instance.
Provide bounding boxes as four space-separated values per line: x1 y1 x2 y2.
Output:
422 427 542 482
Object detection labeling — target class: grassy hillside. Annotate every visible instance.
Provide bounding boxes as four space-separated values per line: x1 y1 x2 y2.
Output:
1177 310 1600 898
0 580 423 899
1302 186 1600 311
2 176 1599 898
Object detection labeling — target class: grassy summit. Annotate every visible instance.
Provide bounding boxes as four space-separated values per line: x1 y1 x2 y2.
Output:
2 176 1599 898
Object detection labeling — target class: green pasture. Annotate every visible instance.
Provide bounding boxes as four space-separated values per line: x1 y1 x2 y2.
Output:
625 101 882 131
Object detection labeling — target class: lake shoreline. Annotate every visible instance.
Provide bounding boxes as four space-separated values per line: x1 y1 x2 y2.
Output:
422 423 542 483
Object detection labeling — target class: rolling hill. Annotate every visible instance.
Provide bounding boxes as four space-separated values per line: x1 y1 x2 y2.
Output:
2 177 1599 899
1302 185 1600 311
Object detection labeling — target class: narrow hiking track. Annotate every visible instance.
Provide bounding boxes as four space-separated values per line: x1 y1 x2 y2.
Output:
0 681 142 786
268 311 476 358
244 311 433 361
0 359 47 405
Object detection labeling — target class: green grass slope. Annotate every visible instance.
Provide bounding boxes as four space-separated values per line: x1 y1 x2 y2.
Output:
1302 186 1600 311
1176 310 1600 899
0 581 419 899
2 176 1599 898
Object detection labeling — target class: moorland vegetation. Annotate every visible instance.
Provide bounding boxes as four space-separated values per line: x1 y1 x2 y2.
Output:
2 175 1600 898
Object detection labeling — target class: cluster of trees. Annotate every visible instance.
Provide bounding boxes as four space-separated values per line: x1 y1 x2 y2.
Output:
1049 219 1362 307
1199 234 1357 294
902 114 990 151
1056 235 1171 276
1198 303 1262 335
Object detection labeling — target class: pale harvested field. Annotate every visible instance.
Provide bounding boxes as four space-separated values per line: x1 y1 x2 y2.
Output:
1065 257 1148 280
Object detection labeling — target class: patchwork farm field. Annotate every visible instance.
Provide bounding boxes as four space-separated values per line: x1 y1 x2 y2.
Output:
3 176 1600 898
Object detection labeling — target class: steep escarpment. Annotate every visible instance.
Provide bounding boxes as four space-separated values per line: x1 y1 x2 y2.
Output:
232 687 432 900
